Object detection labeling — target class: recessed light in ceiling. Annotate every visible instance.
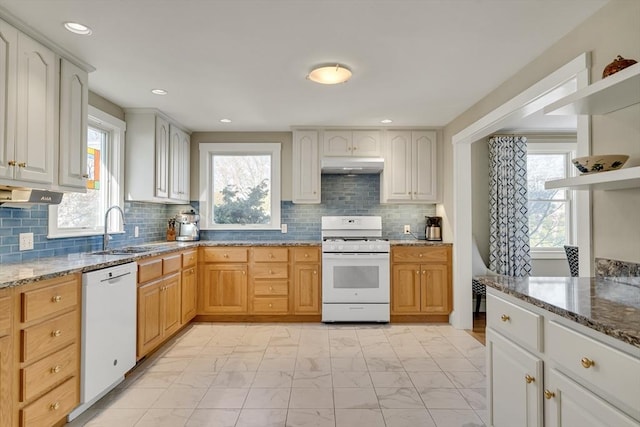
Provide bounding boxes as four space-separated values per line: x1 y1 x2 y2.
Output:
63 22 92 35
307 64 352 85
151 89 168 95
380 119 393 124
220 118 232 123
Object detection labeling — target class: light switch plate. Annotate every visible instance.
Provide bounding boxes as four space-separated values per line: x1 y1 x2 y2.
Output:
403 225 411 235
281 224 288 233
19 232 34 251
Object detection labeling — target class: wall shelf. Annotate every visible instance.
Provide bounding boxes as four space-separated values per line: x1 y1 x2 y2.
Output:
544 63 640 115
545 166 640 191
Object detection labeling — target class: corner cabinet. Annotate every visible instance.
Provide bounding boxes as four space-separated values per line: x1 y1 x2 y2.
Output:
292 130 321 204
125 109 191 204
381 130 438 203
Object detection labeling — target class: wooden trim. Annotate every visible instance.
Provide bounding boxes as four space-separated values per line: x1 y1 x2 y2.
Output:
390 315 449 323
194 314 322 323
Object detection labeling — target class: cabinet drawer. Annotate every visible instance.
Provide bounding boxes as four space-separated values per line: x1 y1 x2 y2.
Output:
182 250 197 268
20 377 77 427
0 290 11 337
293 247 320 263
254 282 288 296
21 311 77 364
21 344 77 402
487 293 542 352
138 258 163 283
547 320 640 415
21 276 78 324
252 264 288 279
392 246 449 263
203 247 248 263
252 297 288 313
163 253 182 274
253 247 288 262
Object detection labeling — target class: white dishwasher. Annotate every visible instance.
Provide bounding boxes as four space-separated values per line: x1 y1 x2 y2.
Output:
68 262 137 421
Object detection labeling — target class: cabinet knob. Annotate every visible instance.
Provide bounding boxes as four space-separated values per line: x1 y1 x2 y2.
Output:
51 295 62 303
51 365 61 374
269 270 274 274
18 162 26 168
51 330 62 337
544 390 556 400
353 146 357 150
223 254 229 258
419 253 423 257
269 286 273 291
269 303 273 308
313 191 317 194
243 271 246 275
8 160 16 166
422 270 426 275
313 271 317 274
525 374 535 384
580 357 595 369
500 314 510 322
416 270 420 275
269 253 274 258
50 402 60 411
304 253 309 258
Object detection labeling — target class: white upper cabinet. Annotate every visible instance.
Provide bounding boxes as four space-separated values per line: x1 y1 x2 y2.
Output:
169 124 190 202
381 130 438 203
0 19 18 183
59 58 88 190
125 110 190 204
292 130 320 204
322 130 381 157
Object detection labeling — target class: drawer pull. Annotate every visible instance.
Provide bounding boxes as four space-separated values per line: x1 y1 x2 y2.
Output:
50 402 60 411
269 253 274 258
269 270 273 274
51 365 61 374
525 374 535 384
18 162 26 168
313 270 317 274
581 357 595 369
419 253 423 257
544 390 556 400
416 271 420 275
269 303 273 308
500 314 510 322
51 295 62 303
304 253 309 258
223 254 229 258
243 271 246 275
51 330 62 337
8 160 16 166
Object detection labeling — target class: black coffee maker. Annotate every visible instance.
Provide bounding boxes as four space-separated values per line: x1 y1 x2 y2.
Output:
425 216 442 241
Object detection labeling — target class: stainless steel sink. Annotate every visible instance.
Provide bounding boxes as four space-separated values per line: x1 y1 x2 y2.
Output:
90 246 154 255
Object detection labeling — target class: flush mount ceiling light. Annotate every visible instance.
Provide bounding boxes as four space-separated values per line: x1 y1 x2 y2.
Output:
151 89 168 95
307 64 352 85
220 118 232 123
63 21 92 35
380 119 393 124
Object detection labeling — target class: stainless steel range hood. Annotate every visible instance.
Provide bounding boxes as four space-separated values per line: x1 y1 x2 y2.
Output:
321 157 384 174
0 186 64 205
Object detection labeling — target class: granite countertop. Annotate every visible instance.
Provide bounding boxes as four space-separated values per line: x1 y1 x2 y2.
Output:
477 275 640 349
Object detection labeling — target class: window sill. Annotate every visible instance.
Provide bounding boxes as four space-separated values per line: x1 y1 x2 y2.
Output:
47 230 125 239
531 250 567 260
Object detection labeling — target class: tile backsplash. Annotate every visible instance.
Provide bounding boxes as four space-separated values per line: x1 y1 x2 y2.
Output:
0 175 434 263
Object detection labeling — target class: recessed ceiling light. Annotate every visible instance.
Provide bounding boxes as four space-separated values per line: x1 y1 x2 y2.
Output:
307 64 352 85
380 119 393 124
220 118 232 123
151 89 168 95
63 22 92 35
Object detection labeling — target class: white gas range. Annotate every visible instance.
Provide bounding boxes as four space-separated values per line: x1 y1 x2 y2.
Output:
321 216 390 322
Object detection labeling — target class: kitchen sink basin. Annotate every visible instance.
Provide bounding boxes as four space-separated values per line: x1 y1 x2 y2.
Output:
90 246 155 255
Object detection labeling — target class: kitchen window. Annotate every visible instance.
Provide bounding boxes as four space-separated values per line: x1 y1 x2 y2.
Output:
199 143 281 230
527 141 576 258
48 107 125 238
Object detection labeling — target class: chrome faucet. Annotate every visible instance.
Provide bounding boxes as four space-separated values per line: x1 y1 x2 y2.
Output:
104 205 126 251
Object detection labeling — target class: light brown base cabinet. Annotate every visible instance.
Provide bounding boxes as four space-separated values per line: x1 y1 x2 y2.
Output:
181 250 198 324
391 246 452 317
0 288 13 427
292 247 321 315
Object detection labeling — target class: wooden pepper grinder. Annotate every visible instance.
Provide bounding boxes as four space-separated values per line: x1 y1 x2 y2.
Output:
167 218 176 241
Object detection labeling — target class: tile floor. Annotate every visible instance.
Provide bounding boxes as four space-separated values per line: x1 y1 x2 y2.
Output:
67 323 487 427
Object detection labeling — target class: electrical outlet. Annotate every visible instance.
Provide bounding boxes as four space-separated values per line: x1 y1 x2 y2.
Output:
281 224 288 233
403 225 411 235
134 226 139 237
19 232 34 251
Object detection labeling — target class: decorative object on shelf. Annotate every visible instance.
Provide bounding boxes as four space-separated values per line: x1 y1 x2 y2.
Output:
572 154 629 174
602 55 637 78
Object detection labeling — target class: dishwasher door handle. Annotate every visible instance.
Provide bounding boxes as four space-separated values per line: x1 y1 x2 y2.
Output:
100 271 132 283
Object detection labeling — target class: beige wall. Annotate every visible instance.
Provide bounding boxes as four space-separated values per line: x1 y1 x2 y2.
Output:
442 0 640 265
189 132 293 201
88 91 125 121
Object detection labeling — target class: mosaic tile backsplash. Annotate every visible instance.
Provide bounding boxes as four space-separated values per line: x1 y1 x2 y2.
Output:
0 174 435 263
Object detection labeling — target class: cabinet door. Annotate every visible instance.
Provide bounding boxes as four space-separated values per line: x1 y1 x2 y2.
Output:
181 266 197 324
0 20 17 182
200 264 248 313
292 130 320 203
59 58 88 190
420 263 450 314
169 125 190 201
0 335 10 427
15 32 56 185
391 263 421 314
155 116 169 198
487 329 543 427
544 368 638 427
412 131 438 201
293 264 320 314
162 273 182 337
382 131 412 202
323 130 352 156
352 130 380 156
179 130 191 201
137 279 164 358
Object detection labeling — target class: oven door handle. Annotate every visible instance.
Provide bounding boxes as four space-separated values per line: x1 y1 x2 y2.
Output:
322 253 389 260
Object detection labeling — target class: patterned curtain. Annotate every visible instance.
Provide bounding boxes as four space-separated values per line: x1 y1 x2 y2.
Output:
488 136 532 276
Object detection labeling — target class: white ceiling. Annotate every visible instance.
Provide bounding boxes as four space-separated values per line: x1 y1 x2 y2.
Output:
0 0 607 132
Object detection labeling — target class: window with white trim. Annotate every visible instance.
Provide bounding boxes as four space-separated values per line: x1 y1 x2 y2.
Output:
199 143 281 230
527 141 576 257
48 106 125 238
